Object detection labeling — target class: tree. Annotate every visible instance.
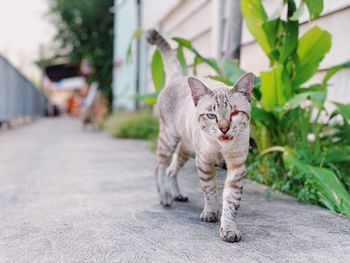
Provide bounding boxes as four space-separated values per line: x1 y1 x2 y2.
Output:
49 0 114 110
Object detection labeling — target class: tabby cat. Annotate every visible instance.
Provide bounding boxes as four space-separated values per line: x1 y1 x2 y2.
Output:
147 29 254 243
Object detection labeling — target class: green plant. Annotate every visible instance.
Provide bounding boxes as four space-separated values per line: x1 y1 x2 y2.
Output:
104 111 159 141
241 0 350 214
126 0 350 215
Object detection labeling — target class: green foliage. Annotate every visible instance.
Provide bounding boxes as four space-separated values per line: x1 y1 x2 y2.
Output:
323 60 350 84
176 45 188 75
294 26 331 85
334 102 350 120
242 0 350 214
126 0 350 215
241 0 273 58
151 49 165 91
104 111 159 141
131 33 229 105
260 65 289 113
304 0 324 19
282 147 350 216
172 37 222 75
49 0 114 109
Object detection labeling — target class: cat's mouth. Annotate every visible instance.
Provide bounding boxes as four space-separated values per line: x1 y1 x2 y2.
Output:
219 135 233 141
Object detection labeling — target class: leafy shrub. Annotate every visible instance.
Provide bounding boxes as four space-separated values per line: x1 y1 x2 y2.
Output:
127 0 350 215
104 111 159 141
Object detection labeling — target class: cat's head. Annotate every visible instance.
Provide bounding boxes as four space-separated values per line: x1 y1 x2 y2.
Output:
188 73 254 144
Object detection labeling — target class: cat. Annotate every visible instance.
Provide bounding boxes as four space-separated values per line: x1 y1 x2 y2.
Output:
146 29 254 243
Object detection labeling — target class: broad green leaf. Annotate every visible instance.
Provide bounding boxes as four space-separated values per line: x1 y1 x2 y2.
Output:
334 102 350 120
284 93 309 109
294 26 331 85
209 76 233 86
307 166 350 216
253 76 261 88
253 86 262 101
262 19 279 57
253 124 272 151
309 91 326 108
283 148 350 216
176 45 188 75
285 90 326 109
338 121 350 144
151 49 165 91
260 65 289 113
251 77 262 100
193 55 203 75
172 37 193 49
173 37 221 75
241 0 272 57
323 60 350 84
299 83 325 92
304 0 323 19
286 0 297 17
325 146 350 163
289 2 305 21
252 106 277 126
278 20 298 63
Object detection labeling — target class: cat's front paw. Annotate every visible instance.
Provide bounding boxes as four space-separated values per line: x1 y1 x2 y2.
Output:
200 210 219 222
160 190 173 207
219 225 241 243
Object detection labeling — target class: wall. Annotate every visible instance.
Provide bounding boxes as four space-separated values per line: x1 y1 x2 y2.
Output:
115 0 350 106
112 0 180 110
0 55 46 122
159 0 221 76
113 0 139 110
157 0 350 103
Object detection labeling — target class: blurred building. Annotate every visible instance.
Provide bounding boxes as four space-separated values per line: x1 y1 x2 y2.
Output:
112 0 350 110
38 60 88 115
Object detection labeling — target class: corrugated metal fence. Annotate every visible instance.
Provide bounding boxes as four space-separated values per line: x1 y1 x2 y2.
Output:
0 55 46 122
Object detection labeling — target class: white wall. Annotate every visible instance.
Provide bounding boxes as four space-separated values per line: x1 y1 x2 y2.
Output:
239 0 350 104
141 0 350 103
146 0 221 79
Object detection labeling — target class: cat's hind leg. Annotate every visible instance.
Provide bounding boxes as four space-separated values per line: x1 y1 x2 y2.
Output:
166 141 191 202
155 124 179 207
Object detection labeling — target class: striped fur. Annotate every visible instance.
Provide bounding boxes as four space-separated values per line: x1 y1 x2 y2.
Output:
147 29 254 242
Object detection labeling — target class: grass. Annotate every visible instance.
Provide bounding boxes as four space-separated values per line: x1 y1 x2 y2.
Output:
104 110 159 148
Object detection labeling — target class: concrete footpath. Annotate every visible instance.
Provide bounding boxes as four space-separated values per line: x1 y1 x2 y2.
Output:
0 117 349 263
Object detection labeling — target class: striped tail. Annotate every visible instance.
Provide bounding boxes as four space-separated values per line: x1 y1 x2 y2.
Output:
146 29 182 78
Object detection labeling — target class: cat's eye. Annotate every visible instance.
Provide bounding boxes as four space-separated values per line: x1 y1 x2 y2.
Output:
206 113 217 119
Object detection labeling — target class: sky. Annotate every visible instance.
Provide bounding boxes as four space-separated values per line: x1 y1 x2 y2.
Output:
0 0 179 86
0 0 56 84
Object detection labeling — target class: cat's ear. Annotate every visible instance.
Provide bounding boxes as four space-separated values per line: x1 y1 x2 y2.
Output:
232 72 254 102
188 77 213 106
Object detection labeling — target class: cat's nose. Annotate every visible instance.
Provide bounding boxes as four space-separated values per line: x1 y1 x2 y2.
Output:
220 127 229 134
